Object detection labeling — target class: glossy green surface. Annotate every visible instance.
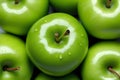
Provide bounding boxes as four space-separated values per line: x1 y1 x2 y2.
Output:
26 13 88 76
49 0 78 16
0 33 33 80
35 73 80 80
0 0 48 35
81 41 120 80
78 0 120 39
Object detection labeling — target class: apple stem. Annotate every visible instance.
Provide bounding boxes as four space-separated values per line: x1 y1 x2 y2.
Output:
15 0 19 4
3 66 20 71
108 67 120 79
55 30 70 43
106 0 112 8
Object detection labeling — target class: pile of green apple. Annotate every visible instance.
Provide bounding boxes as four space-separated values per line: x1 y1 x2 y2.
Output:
0 0 120 80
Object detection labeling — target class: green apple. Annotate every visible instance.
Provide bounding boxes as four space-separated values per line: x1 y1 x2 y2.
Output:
26 13 88 76
81 41 120 80
35 73 80 80
0 0 48 35
49 0 78 16
0 33 33 80
78 0 120 39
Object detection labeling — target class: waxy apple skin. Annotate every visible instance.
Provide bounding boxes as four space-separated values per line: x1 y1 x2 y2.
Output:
49 0 78 16
26 13 88 76
81 41 120 80
0 0 48 35
35 73 80 80
78 0 120 39
0 34 33 80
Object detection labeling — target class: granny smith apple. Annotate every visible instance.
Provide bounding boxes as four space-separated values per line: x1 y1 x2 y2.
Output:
49 0 78 16
35 73 80 80
0 0 48 35
81 41 120 80
78 0 120 39
26 13 88 76
0 33 33 80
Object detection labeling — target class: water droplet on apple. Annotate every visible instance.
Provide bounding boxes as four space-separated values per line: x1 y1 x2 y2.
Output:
59 55 63 60
44 20 47 23
68 52 71 56
81 34 84 37
34 29 38 32
80 43 82 46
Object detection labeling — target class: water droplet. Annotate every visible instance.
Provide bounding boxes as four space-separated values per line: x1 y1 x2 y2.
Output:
68 52 71 56
34 29 38 32
44 20 47 23
80 43 82 46
59 55 63 60
81 34 84 37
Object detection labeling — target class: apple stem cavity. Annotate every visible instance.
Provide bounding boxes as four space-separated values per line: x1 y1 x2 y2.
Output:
15 0 19 4
3 65 20 71
106 0 112 8
108 67 120 79
55 30 70 43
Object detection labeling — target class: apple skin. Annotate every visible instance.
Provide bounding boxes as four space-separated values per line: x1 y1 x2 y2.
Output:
0 33 33 80
0 0 48 35
26 13 88 76
35 73 80 80
49 0 78 16
81 41 120 80
78 0 120 39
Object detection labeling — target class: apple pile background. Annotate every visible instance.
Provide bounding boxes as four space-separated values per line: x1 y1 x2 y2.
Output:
0 0 120 80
